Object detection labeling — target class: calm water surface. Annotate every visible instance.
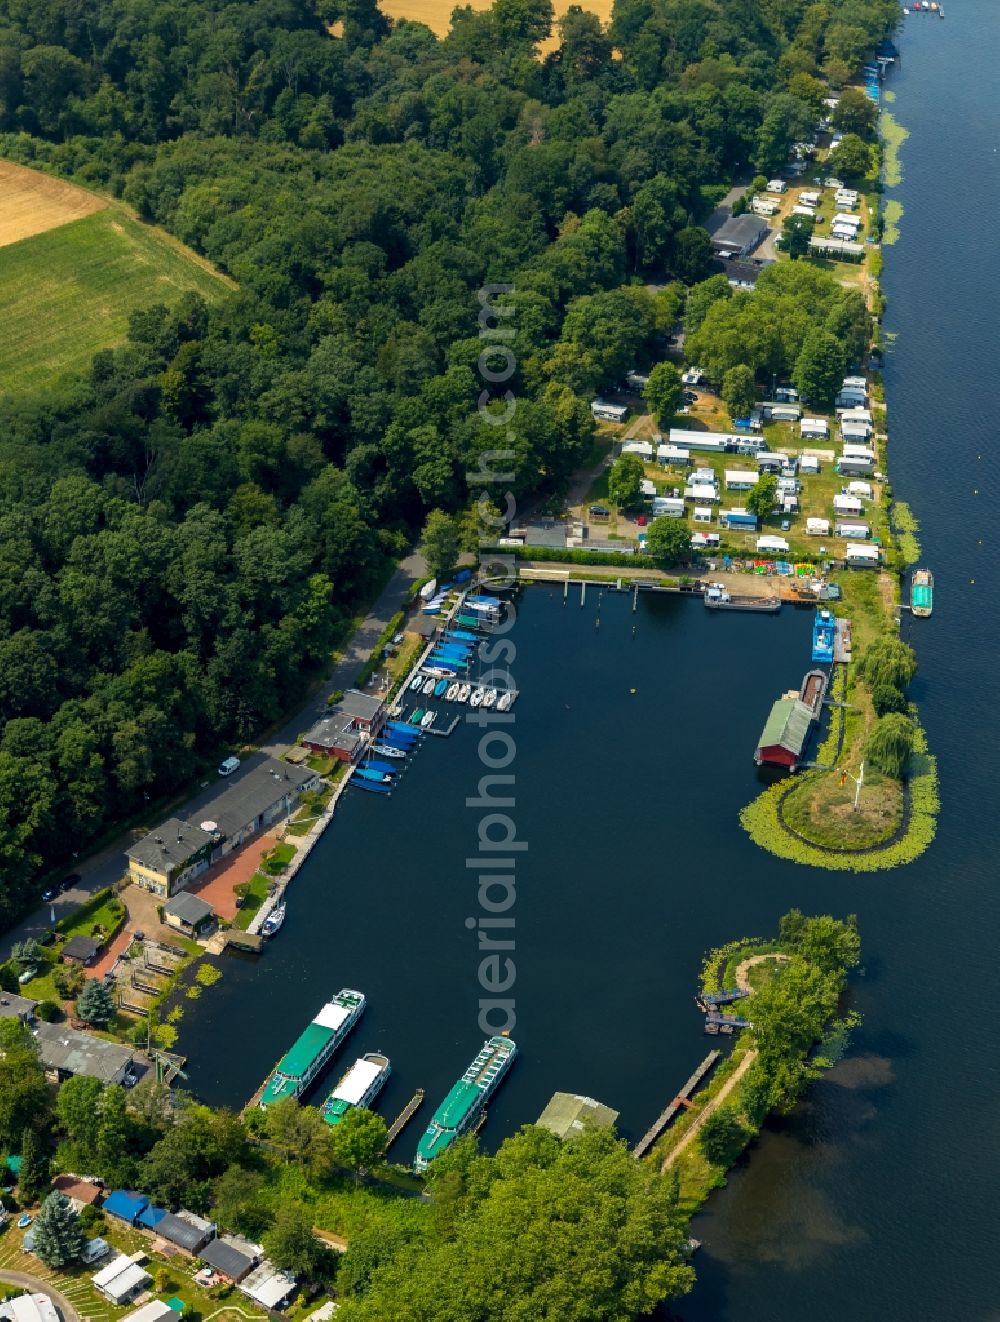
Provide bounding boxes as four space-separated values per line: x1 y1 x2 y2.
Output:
181 7 1000 1316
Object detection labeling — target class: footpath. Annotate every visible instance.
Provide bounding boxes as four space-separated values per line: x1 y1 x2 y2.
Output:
0 551 426 961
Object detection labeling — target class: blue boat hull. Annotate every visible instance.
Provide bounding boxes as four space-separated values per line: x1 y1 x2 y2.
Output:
387 721 421 738
381 734 415 750
351 776 392 794
361 759 399 775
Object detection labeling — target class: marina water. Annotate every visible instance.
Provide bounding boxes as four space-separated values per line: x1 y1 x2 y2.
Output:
180 7 1000 1314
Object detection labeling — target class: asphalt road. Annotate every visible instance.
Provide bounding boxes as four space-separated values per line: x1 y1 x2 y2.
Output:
0 550 427 962
0 1271 81 1322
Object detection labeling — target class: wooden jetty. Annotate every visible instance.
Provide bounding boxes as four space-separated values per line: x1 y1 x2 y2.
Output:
225 930 263 954
383 1088 425 1152
632 1050 722 1159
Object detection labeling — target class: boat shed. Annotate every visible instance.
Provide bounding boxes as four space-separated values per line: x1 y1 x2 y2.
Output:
199 1237 259 1283
103 1191 149 1226
536 1092 620 1140
35 1023 134 1087
163 892 214 936
710 213 769 258
155 1210 215 1255
754 697 815 770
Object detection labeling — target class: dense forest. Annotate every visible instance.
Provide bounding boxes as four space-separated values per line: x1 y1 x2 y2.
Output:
0 0 897 915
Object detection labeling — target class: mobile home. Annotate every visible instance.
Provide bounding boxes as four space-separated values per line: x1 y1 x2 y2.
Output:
840 420 872 444
837 451 876 476
800 417 829 439
688 466 717 487
691 531 721 549
806 517 830 536
724 469 759 491
847 480 873 500
591 400 629 423
652 496 685 518
685 485 720 503
669 428 736 453
799 454 821 475
756 453 785 475
845 543 880 568
832 494 864 517
657 444 691 466
752 196 779 216
756 535 790 554
766 180 787 194
622 440 653 460
719 508 758 531
835 521 870 539
692 507 713 524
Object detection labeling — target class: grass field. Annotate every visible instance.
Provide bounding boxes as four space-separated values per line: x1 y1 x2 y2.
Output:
0 200 232 395
379 0 612 47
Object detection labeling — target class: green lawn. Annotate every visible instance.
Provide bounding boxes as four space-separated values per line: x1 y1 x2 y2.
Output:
234 872 273 930
0 207 230 394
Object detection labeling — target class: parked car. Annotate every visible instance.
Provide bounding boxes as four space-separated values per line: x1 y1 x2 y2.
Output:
636 515 647 526
61 873 81 892
17 1214 32 1228
218 755 241 777
41 885 59 902
781 520 791 531
682 390 698 405
18 968 37 985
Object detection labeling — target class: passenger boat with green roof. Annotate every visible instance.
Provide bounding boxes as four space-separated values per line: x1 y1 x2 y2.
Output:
259 988 365 1108
414 1034 517 1170
321 1052 391 1127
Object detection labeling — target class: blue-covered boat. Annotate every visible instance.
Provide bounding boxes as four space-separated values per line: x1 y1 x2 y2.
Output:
434 679 449 697
361 759 399 776
811 609 836 664
351 775 392 794
354 766 392 784
386 721 420 739
445 630 478 642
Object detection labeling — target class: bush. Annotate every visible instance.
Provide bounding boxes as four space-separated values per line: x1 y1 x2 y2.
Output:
871 683 907 716
78 1205 104 1231
35 1000 62 1022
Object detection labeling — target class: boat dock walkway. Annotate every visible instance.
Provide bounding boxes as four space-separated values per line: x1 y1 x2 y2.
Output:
425 715 461 737
632 1050 722 1159
383 1088 425 1152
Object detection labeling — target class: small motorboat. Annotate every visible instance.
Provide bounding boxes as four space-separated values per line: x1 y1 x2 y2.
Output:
470 687 485 708
261 903 286 937
497 691 512 712
373 742 406 759
421 710 436 729
457 683 471 702
434 679 449 697
354 767 392 784
409 707 425 725
483 689 498 709
424 665 457 678
409 674 424 692
422 678 435 696
445 683 459 701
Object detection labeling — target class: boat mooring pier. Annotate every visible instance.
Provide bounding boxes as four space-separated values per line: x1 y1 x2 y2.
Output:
632 1050 722 1158
383 1089 425 1152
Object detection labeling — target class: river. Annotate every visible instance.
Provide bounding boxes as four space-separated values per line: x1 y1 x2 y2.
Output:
179 6 1000 1316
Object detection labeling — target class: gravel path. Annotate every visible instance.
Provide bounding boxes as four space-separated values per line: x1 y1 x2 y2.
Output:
660 1048 758 1171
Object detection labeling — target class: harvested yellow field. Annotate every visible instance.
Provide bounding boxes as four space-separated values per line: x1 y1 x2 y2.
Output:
0 160 107 249
378 0 613 47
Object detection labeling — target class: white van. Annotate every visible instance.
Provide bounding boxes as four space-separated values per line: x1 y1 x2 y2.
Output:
218 756 241 777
